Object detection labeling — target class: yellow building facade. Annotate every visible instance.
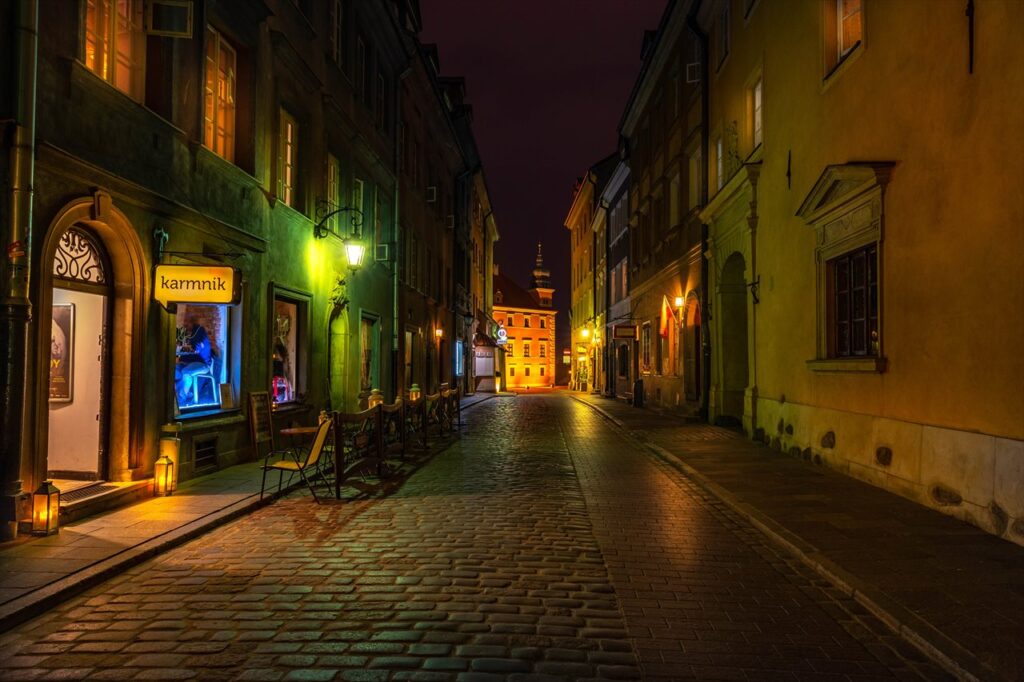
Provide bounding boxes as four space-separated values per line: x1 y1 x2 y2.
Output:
492 252 557 390
698 0 1024 543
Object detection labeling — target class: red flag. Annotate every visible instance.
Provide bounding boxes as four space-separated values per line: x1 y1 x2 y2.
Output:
660 296 673 338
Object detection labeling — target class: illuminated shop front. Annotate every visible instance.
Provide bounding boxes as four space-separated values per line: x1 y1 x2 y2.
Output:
174 303 232 411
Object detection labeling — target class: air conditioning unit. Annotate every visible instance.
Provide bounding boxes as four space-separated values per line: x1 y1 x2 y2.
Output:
446 214 455 229
426 186 438 203
685 62 701 83
374 243 390 262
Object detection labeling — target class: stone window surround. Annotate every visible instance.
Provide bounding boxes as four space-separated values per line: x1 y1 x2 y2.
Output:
797 163 893 373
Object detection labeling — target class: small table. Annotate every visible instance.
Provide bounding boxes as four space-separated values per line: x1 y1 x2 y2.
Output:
279 426 318 438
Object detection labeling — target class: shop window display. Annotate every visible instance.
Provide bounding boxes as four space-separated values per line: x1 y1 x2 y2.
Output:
175 304 229 410
272 299 298 404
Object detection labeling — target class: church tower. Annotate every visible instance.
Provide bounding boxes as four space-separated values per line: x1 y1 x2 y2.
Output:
528 242 554 308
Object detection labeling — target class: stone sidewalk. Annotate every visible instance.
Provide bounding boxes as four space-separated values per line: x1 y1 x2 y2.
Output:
0 395 497 634
571 393 1024 682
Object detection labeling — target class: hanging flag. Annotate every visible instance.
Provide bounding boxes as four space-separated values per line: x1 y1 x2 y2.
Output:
659 296 674 338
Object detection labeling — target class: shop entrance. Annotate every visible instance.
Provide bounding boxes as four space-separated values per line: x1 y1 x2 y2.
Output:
47 225 112 482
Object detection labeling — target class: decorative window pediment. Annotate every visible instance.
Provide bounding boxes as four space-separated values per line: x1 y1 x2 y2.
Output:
797 163 893 225
799 163 894 372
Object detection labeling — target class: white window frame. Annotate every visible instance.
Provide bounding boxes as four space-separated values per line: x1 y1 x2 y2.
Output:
752 77 763 148
279 108 298 207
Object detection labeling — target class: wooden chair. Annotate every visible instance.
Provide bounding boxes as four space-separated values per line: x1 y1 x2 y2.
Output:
380 399 406 462
405 397 428 454
259 417 333 504
424 392 443 440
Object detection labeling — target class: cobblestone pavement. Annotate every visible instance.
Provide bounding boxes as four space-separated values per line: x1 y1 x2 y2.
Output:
0 396 947 681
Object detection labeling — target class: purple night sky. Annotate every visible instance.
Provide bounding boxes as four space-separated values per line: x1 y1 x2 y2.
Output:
420 0 667 342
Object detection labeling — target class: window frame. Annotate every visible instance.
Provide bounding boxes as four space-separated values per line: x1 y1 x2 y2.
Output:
359 313 380 394
269 287 311 407
279 107 299 208
751 77 763 149
203 25 237 163
82 0 145 100
798 163 891 372
716 0 730 71
172 299 242 417
823 0 865 80
328 0 344 66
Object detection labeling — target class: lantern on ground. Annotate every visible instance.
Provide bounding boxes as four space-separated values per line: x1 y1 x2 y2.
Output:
154 454 176 497
155 433 179 496
32 481 60 536
368 388 384 409
409 383 422 401
674 295 684 308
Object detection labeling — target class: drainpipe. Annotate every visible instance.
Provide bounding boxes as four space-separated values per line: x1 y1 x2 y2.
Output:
392 64 412 402
686 2 712 422
0 0 38 540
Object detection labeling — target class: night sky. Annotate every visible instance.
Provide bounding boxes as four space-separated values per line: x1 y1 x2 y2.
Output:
420 0 667 348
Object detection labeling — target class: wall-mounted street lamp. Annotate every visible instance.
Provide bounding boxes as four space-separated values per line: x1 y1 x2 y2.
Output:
314 199 366 269
580 327 590 339
674 295 684 308
435 328 444 339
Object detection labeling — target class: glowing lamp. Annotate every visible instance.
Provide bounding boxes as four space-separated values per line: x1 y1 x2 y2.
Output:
434 328 444 338
32 481 60 536
409 383 422 402
674 295 684 308
368 388 384 408
580 328 590 338
344 238 366 269
154 455 176 497
155 434 180 496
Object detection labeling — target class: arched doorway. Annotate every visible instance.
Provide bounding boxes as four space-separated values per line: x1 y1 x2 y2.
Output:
33 193 147 489
47 226 112 481
720 253 748 425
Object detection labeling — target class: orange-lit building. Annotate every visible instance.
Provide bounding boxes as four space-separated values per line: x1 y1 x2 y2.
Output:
492 248 556 389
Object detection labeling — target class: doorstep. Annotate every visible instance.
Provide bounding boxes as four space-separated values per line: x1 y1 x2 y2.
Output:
58 480 153 526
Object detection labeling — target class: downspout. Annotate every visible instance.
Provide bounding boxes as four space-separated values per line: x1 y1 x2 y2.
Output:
0 0 38 540
455 164 476 396
392 64 412 402
686 3 712 422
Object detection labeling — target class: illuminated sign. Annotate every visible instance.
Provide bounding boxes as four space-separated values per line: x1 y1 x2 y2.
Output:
154 265 240 307
496 326 508 346
613 324 638 340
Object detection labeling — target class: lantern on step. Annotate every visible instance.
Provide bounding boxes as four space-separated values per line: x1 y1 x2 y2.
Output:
155 433 179 497
32 481 60 536
409 383 421 402
368 388 384 409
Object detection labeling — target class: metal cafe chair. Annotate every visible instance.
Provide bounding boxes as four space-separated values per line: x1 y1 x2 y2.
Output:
259 417 333 504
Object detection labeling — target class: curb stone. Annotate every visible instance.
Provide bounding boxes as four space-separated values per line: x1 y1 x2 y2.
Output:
570 393 991 682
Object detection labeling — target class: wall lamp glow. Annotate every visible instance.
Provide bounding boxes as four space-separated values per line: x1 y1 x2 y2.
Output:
313 199 366 270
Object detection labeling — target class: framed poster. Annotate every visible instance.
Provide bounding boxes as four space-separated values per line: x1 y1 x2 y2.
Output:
50 303 75 402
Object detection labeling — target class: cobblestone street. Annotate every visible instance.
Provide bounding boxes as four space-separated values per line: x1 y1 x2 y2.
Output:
0 396 948 681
